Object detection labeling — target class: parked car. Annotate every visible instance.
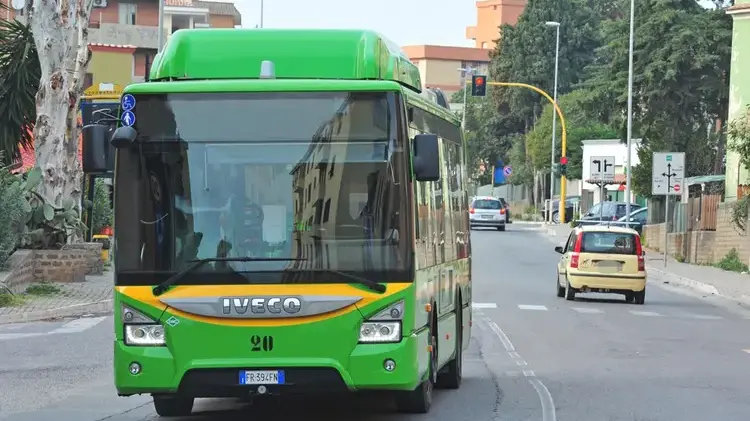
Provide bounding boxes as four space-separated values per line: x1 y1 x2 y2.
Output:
554 224 647 304
542 196 580 223
469 196 507 231
576 201 643 227
497 197 512 223
616 207 648 234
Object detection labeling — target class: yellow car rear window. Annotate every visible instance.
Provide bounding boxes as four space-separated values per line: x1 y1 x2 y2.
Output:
581 232 636 255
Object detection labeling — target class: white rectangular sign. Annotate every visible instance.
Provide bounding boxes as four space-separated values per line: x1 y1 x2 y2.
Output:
589 155 616 182
652 152 685 195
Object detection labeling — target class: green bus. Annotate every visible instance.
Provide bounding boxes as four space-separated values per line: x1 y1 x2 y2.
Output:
102 28 472 417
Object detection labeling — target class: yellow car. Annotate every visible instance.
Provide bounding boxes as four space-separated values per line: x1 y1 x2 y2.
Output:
555 225 647 304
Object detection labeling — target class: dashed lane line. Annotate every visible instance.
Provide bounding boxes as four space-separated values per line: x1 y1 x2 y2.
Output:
518 305 548 311
476 310 557 421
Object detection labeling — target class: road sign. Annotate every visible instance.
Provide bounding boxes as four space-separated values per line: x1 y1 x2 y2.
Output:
503 166 512 176
121 94 136 111
589 155 616 182
121 111 135 127
652 152 685 196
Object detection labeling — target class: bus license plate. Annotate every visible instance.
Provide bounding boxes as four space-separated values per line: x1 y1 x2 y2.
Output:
239 370 285 385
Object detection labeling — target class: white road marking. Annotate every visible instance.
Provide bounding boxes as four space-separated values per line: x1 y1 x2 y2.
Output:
483 317 515 352
50 316 108 334
508 351 521 359
528 377 557 421
0 332 46 341
518 305 548 311
629 311 661 317
742 349 750 354
479 315 557 421
686 314 723 320
571 307 603 314
472 302 497 309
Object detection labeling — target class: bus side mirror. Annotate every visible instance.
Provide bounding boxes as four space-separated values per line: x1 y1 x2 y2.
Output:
82 124 115 173
412 133 440 182
111 126 137 148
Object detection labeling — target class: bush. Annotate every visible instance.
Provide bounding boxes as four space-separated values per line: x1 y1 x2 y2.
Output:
16 167 86 249
0 153 25 267
87 178 113 235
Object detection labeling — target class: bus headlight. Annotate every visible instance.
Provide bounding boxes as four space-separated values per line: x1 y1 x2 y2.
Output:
359 321 401 343
125 325 166 346
122 304 166 346
358 300 404 343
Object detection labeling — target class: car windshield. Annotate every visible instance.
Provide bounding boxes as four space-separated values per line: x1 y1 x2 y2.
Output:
580 232 637 255
113 91 413 284
473 199 502 210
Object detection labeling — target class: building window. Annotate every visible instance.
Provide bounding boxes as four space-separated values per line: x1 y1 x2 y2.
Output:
118 3 137 25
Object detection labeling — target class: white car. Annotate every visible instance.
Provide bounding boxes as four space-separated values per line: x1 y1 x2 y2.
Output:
469 196 506 231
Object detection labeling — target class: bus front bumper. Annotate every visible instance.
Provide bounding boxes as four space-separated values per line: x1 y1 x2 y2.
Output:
114 332 428 397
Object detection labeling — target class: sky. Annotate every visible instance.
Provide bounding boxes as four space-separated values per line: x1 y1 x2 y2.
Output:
224 0 717 48
229 0 478 47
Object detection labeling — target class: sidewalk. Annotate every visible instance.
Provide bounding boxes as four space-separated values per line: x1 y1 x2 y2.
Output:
541 223 750 307
0 271 113 324
644 248 750 307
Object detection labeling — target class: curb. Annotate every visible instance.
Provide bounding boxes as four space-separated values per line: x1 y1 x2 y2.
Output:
646 266 720 296
0 299 113 325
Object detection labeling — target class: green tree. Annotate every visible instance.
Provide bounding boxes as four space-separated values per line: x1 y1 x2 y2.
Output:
583 0 731 197
486 0 604 195
0 8 40 166
451 88 511 185
525 90 618 179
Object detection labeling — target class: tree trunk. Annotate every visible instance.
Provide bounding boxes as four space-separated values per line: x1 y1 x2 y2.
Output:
30 0 95 241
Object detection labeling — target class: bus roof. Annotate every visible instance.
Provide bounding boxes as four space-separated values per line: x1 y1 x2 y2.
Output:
149 29 422 93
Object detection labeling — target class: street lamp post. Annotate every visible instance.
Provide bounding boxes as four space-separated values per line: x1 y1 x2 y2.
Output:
457 67 474 131
545 21 561 224
624 0 636 221
260 0 264 28
157 0 165 52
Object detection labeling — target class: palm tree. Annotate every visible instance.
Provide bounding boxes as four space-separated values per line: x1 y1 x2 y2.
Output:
0 4 40 166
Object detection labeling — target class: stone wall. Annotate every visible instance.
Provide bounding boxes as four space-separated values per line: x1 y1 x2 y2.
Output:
643 202 748 264
0 243 104 294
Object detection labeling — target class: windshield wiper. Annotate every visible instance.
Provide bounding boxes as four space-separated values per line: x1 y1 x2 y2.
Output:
304 269 386 294
152 257 307 296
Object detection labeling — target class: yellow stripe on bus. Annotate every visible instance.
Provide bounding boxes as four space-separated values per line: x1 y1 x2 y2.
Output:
115 283 412 327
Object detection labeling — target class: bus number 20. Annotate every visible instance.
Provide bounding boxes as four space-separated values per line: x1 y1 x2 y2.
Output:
250 335 274 352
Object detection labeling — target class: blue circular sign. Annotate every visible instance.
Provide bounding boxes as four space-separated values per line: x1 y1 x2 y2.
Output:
121 94 136 111
121 111 135 127
503 165 513 176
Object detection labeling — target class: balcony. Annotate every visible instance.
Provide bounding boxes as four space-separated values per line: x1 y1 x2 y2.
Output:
88 23 169 50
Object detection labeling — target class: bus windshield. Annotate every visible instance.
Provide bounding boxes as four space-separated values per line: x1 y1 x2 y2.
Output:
114 92 413 285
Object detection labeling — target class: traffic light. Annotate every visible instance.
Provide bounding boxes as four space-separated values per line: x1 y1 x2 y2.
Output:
471 75 487 96
559 163 567 177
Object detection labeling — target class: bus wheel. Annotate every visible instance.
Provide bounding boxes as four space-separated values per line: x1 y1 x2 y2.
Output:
152 394 194 417
437 295 462 389
396 308 437 414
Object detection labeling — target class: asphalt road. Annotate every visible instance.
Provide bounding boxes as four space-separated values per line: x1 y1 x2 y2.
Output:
2 223 750 420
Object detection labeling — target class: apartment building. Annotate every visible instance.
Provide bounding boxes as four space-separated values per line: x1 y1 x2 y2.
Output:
401 45 491 105
1 0 241 88
466 0 527 49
